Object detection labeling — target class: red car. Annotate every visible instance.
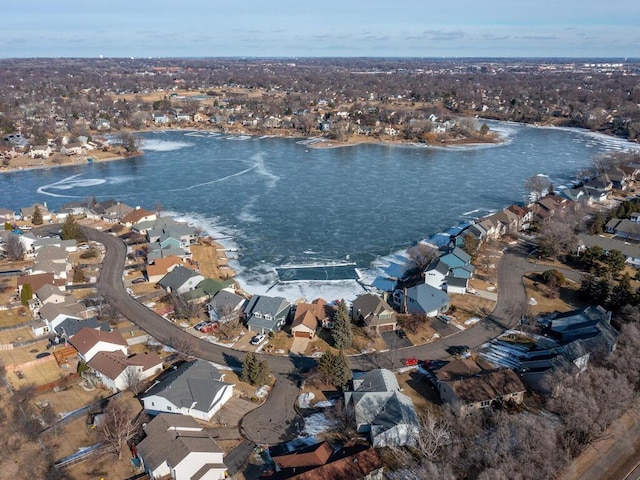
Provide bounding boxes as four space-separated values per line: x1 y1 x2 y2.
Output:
199 322 219 333
403 357 419 366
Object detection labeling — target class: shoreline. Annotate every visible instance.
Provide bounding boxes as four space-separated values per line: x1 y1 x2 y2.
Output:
0 124 503 175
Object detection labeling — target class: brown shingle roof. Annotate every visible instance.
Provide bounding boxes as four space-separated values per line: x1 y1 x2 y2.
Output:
88 351 162 380
445 368 526 405
292 300 328 331
272 441 333 469
286 447 382 480
69 327 128 355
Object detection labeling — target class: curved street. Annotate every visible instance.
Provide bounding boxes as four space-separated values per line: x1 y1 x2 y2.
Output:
83 227 578 443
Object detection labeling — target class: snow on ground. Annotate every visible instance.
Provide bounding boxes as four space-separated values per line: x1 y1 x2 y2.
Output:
303 413 335 436
297 392 315 409
313 400 335 408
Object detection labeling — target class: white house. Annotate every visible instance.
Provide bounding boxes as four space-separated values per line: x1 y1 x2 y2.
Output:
28 145 52 159
88 351 163 392
136 414 227 480
69 327 128 362
142 360 234 422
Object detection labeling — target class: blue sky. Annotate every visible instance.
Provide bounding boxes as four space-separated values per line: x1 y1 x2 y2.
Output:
3 1 639 58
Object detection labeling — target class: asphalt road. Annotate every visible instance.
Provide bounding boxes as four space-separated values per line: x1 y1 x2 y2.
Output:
84 227 562 372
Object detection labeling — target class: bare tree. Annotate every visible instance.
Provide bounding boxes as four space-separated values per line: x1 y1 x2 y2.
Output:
5 233 25 260
407 242 439 276
169 293 203 321
98 400 141 459
536 219 577 259
169 335 197 361
122 367 143 395
524 175 552 202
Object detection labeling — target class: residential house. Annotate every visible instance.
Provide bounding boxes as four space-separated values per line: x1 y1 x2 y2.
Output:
32 237 77 253
343 369 420 447
291 299 329 339
206 289 246 323
532 195 571 224
136 414 227 480
157 265 204 295
435 359 526 415
152 112 170 124
54 316 110 339
35 283 66 307
120 207 158 227
394 284 450 317
60 143 84 156
88 351 163 392
604 218 640 241
87 199 134 223
507 204 533 230
271 441 333 472
146 255 191 283
266 444 383 480
546 305 615 344
142 360 234 421
576 233 640 267
18 272 65 297
20 203 52 223
245 295 292 334
351 294 397 333
423 247 474 294
28 145 52 159
69 327 128 362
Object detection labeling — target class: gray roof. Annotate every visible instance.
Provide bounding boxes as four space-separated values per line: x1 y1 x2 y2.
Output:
55 316 110 338
147 247 187 263
35 245 67 262
610 219 640 236
352 369 400 392
157 265 200 290
425 259 449 276
577 234 640 260
245 295 290 319
142 360 231 412
405 283 450 314
207 290 246 313
137 414 225 475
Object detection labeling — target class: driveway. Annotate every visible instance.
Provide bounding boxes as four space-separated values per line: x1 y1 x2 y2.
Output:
239 373 303 445
380 330 412 349
290 336 310 355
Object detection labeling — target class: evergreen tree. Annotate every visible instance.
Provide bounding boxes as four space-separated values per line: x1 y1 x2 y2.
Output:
317 350 352 389
609 273 634 311
318 350 338 382
333 350 353 390
20 283 33 306
332 300 353 350
31 205 43 225
240 352 270 386
61 214 81 240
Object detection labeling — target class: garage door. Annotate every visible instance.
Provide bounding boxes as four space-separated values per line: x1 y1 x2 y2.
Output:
294 331 312 338
378 324 395 332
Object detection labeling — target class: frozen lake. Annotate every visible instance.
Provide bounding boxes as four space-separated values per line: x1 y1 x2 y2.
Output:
1 122 636 301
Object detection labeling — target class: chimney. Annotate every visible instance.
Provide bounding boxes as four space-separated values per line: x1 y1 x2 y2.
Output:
402 288 408 314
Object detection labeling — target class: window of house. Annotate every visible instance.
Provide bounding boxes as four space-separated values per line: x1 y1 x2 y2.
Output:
167 406 172 411
480 400 490 407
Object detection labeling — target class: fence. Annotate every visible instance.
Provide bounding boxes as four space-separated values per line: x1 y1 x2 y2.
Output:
54 443 112 470
42 390 125 434
35 372 81 394
4 353 56 372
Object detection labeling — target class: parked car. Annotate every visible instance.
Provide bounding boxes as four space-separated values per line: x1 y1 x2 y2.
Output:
194 321 207 330
199 322 218 333
403 357 419 366
132 277 146 284
396 329 407 339
250 334 266 345
437 315 452 325
423 359 448 370
446 345 470 357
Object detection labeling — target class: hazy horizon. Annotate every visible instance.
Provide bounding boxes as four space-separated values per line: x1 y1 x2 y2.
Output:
4 0 639 58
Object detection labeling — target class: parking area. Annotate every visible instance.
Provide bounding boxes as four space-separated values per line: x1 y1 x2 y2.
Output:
380 330 413 349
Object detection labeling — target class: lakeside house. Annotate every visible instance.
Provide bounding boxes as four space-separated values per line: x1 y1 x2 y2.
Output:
351 294 397 333
245 295 292 334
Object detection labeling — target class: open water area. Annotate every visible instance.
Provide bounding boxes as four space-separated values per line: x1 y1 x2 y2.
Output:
1 122 637 302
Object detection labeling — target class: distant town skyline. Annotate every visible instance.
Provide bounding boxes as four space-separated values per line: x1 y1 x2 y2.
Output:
3 0 639 59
